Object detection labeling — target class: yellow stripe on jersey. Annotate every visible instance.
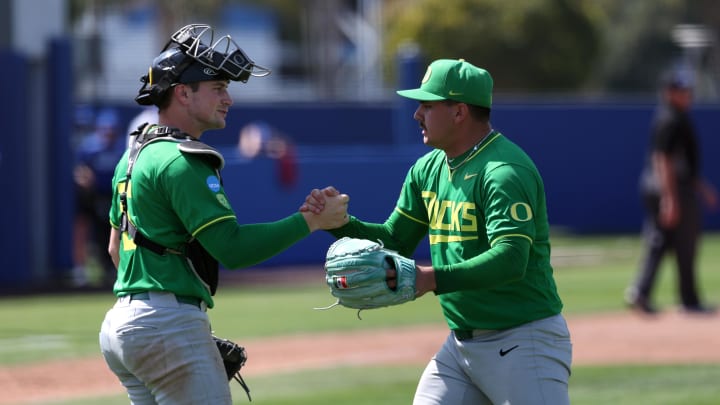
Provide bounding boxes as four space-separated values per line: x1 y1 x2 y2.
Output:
429 234 479 244
490 233 533 247
394 207 429 226
428 233 532 246
122 231 137 251
118 180 131 197
192 215 237 237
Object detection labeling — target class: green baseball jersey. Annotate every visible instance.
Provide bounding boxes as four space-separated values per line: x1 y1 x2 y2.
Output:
109 139 237 308
332 131 563 330
401 131 562 329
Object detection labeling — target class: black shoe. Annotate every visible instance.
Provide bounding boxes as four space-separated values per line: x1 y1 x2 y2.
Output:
630 300 659 314
624 287 658 314
681 305 717 315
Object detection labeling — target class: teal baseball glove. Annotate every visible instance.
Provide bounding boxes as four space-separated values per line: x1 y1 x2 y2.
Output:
321 237 417 313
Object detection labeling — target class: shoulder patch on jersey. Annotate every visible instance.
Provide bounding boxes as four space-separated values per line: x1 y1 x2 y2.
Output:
206 175 221 193
216 194 231 209
177 140 225 170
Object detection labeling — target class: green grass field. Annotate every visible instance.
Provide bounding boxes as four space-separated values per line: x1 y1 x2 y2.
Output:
1 232 719 404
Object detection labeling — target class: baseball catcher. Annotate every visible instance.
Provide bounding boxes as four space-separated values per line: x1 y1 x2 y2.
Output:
321 237 417 315
99 21 349 405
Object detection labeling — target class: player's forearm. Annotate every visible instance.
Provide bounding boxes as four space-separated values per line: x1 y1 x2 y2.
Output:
328 216 391 243
197 213 310 269
415 265 437 297
433 237 530 294
108 227 120 269
328 211 426 257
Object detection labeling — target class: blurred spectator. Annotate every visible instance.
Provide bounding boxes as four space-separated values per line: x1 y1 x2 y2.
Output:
238 121 298 188
72 104 96 147
626 67 718 314
72 107 127 287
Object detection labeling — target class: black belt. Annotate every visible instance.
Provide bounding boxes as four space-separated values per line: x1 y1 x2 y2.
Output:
129 292 202 309
454 328 497 341
454 330 474 341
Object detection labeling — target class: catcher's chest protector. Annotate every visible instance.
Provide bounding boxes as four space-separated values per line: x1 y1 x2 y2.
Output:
120 124 223 295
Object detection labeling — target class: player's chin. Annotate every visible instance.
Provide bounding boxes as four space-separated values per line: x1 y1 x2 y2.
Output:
211 117 227 129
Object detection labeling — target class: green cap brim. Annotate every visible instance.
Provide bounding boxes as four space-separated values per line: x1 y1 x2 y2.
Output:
396 88 446 101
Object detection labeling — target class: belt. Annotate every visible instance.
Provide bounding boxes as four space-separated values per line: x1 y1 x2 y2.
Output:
129 292 202 309
454 330 474 341
453 328 498 341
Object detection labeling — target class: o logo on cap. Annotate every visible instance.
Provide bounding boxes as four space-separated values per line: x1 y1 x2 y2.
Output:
203 67 218 76
421 66 432 84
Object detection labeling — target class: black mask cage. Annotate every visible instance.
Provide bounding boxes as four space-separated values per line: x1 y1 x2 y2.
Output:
135 24 271 106
171 24 271 83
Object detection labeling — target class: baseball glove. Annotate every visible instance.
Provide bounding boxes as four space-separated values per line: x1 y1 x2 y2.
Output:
213 336 251 401
321 237 416 314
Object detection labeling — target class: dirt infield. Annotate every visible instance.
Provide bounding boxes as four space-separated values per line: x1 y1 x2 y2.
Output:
1 309 718 405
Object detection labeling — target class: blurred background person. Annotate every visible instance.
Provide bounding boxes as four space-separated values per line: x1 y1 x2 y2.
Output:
626 68 718 314
72 107 126 287
238 121 299 189
125 106 159 148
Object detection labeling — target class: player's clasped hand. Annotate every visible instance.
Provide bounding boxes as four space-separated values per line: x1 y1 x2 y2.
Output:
301 187 349 231
300 186 341 214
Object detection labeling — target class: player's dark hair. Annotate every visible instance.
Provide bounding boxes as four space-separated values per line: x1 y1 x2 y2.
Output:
469 105 491 123
444 100 491 123
157 81 200 111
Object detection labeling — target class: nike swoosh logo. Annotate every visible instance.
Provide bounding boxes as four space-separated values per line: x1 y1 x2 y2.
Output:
464 173 478 180
499 345 519 357
449 90 463 96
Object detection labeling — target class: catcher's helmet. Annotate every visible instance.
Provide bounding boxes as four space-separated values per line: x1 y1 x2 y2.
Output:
135 24 271 106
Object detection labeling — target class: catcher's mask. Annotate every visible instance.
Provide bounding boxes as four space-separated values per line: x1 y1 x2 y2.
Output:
135 24 271 106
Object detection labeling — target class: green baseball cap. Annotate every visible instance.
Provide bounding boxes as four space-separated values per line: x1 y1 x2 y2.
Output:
396 59 493 108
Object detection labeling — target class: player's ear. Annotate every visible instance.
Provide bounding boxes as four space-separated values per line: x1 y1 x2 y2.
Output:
174 84 190 102
455 103 469 121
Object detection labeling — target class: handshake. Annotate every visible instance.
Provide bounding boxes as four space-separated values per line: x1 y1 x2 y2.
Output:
299 186 349 231
298 187 436 311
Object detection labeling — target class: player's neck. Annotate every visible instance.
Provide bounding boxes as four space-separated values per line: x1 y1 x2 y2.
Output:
448 127 493 158
158 114 202 140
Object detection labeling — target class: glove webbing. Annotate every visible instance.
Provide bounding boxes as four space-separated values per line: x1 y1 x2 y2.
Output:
234 372 252 401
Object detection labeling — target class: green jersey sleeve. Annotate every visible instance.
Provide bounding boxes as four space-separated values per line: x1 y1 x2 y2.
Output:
432 160 545 292
108 149 130 229
328 211 427 258
328 166 429 257
196 213 310 269
162 153 237 236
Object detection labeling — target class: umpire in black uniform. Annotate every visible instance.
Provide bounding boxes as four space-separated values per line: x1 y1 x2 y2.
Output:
626 68 718 314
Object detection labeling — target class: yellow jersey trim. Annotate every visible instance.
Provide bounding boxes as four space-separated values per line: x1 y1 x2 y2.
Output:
192 215 237 237
394 207 429 226
490 233 533 246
